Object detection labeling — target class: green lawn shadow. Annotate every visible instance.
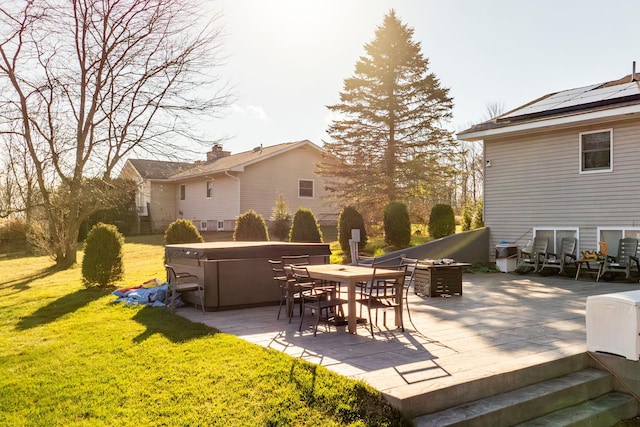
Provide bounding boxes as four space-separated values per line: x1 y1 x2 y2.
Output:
1 265 60 293
16 287 108 330
131 306 219 343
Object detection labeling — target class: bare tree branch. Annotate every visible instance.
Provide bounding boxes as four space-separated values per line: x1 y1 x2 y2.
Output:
0 0 231 266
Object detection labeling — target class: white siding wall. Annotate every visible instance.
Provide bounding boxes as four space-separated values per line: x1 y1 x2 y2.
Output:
176 175 240 231
149 182 176 231
484 119 640 258
239 146 337 223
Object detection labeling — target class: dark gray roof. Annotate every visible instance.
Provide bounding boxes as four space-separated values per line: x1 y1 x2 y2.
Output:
127 159 193 179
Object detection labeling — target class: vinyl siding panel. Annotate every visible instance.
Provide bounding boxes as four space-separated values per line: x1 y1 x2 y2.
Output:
485 119 640 258
239 146 338 223
149 182 176 231
177 176 240 229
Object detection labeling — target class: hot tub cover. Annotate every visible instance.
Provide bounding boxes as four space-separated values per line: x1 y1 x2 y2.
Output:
165 241 331 261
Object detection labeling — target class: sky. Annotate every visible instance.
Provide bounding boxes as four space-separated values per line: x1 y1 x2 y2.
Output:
199 0 640 156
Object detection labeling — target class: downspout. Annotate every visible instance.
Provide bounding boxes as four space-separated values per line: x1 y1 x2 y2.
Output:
225 170 241 220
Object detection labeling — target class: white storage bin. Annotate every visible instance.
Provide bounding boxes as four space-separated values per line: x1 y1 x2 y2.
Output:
586 290 640 361
495 244 518 273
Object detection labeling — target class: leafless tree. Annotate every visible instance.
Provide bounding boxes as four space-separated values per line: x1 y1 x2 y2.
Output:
0 133 41 221
0 0 230 267
453 101 504 211
484 101 505 121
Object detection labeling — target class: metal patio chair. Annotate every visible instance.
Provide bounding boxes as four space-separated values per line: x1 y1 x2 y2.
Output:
164 264 205 314
356 265 407 338
292 265 346 336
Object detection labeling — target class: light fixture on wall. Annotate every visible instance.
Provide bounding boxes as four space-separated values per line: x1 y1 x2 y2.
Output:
178 210 184 216
486 160 492 167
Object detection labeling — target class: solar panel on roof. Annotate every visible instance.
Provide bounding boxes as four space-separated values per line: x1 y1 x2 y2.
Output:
607 83 640 98
552 83 640 110
499 81 640 120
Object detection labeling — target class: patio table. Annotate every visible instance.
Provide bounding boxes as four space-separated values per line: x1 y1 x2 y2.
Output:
574 258 604 280
304 264 405 334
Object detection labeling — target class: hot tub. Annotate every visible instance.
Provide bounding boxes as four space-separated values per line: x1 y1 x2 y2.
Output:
165 241 331 311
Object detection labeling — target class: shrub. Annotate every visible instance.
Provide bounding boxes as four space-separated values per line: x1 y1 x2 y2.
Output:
460 202 474 231
428 204 456 239
269 194 291 241
234 210 269 241
337 206 368 256
471 200 484 229
82 222 124 288
164 219 204 244
383 201 410 248
289 208 323 243
0 218 28 253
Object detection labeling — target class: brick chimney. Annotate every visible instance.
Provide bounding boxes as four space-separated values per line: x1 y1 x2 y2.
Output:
207 144 230 161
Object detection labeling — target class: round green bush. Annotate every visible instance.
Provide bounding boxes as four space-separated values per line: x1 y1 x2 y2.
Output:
164 219 204 244
428 204 456 239
289 208 323 243
337 206 368 256
383 201 411 248
82 222 124 288
234 210 269 241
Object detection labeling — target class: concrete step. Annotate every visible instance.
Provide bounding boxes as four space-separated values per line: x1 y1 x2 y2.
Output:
400 353 591 419
517 392 638 427
414 368 615 427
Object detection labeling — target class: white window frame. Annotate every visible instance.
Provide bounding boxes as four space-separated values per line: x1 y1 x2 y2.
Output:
596 227 640 257
200 221 208 231
206 181 213 198
579 129 613 174
298 179 314 198
217 221 224 231
179 184 186 201
533 227 580 255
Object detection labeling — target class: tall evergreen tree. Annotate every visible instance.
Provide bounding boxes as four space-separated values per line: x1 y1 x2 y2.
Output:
318 10 456 222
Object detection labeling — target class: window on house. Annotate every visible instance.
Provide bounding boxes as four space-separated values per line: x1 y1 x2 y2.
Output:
580 129 612 173
217 221 224 231
533 227 579 255
206 181 213 198
299 180 314 198
180 184 186 200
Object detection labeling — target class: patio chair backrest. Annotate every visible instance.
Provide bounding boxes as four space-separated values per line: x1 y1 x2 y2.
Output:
532 237 549 256
400 256 419 282
559 237 577 256
282 254 310 267
357 256 376 267
617 238 639 265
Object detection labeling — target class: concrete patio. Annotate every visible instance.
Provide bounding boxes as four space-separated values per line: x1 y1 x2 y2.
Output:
176 271 640 420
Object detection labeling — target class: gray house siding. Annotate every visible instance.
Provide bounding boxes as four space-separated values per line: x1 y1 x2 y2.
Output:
484 118 640 260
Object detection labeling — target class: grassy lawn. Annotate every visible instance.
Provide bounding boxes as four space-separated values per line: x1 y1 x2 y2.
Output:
0 235 410 426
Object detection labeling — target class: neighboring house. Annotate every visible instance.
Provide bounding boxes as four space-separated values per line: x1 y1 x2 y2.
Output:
457 70 640 261
119 140 338 233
